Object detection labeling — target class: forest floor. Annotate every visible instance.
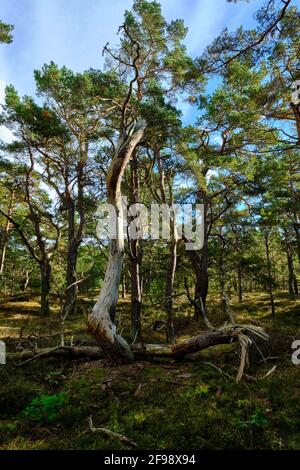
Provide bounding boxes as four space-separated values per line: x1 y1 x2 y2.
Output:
0 291 299 450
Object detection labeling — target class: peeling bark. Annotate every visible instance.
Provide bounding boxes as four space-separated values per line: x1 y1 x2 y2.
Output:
88 121 146 365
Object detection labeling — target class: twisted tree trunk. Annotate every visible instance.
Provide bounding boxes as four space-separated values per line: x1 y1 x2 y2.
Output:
88 121 146 365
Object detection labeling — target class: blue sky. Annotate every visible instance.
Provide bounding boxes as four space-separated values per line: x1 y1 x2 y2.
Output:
0 0 299 133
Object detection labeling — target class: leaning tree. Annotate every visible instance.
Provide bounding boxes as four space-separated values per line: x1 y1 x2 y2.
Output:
87 0 200 364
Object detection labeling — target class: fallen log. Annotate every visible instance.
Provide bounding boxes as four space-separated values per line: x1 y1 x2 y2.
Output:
8 344 174 364
6 325 268 371
7 346 104 364
131 331 239 359
172 329 238 357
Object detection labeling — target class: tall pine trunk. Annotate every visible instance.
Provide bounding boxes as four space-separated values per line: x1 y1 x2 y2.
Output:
40 259 51 316
130 239 142 343
265 231 275 319
129 154 142 343
284 230 298 300
157 155 178 343
191 196 209 312
237 266 243 302
165 239 177 343
63 160 85 316
65 200 78 315
288 252 295 300
0 190 15 277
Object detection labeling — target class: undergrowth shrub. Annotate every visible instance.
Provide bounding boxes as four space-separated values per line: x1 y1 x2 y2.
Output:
21 392 67 422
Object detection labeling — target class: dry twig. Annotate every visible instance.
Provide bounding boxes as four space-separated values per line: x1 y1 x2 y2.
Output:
88 415 137 448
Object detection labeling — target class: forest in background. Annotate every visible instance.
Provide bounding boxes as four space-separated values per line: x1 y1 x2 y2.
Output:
0 0 300 451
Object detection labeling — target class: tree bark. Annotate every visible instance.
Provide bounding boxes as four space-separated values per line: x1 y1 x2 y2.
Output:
237 266 243 302
20 269 32 292
0 190 15 277
170 329 238 358
157 156 178 343
288 252 295 300
88 121 146 365
166 239 177 343
63 158 85 316
187 249 211 327
264 231 276 319
289 177 300 266
283 230 297 300
40 259 51 316
8 328 242 363
129 153 142 343
130 241 142 343
121 273 126 299
10 241 17 296
293 273 299 296
188 195 209 314
65 199 79 315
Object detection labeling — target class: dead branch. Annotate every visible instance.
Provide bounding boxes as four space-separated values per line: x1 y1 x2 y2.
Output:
8 346 103 366
88 416 137 447
183 277 213 329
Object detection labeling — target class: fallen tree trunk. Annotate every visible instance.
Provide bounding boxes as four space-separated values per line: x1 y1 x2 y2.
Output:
132 329 240 359
172 330 238 356
7 327 243 364
7 346 104 363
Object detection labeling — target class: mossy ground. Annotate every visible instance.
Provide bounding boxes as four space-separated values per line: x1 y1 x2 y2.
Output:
0 291 299 450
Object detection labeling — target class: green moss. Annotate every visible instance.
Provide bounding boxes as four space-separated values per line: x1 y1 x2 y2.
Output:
0 380 46 417
0 292 300 449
